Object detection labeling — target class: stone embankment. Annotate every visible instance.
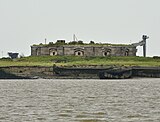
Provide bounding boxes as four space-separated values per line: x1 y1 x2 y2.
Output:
0 66 160 79
132 66 160 78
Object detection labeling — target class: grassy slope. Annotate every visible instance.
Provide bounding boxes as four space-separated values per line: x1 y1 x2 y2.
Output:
0 56 160 67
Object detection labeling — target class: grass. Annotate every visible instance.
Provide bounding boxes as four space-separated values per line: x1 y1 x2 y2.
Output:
0 56 160 67
32 42 131 47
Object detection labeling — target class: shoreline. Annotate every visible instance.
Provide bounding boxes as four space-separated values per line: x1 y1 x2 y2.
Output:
0 66 160 79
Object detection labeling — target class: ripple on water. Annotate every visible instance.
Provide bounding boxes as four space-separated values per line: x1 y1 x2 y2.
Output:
77 119 108 122
0 79 160 122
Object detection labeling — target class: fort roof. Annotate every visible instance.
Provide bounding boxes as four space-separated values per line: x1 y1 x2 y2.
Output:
32 40 132 47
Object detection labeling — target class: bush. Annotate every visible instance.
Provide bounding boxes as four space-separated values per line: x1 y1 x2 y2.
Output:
0 57 12 61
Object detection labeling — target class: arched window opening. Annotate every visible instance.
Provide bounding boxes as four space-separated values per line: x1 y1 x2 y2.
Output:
50 50 57 56
53 52 56 55
103 50 111 56
104 52 107 56
78 52 81 55
75 51 84 56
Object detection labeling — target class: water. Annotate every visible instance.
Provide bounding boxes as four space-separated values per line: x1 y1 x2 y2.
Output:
0 79 160 122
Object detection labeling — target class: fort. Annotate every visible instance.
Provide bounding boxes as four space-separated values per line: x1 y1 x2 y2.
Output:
1 35 160 79
31 35 148 57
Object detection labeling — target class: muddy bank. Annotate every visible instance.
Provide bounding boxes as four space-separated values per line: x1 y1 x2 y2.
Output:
0 66 160 79
0 66 53 79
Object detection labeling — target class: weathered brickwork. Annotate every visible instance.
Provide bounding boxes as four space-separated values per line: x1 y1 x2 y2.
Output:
31 45 137 56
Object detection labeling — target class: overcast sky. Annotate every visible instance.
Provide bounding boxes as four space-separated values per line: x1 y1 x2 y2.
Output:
0 0 159 57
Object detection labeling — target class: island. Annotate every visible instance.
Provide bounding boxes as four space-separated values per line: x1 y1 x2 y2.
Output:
0 35 160 79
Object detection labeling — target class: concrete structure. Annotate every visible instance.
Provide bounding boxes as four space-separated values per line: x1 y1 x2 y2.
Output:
8 52 19 59
131 35 149 57
31 35 148 57
31 45 137 57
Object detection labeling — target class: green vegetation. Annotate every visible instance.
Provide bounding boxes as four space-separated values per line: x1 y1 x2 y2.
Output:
32 40 131 47
0 56 160 67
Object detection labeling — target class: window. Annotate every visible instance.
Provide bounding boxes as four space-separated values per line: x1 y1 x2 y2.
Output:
50 50 57 56
53 52 56 55
104 52 107 56
75 51 84 56
103 50 111 56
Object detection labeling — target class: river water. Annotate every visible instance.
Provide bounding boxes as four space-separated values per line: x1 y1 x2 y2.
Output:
0 78 160 122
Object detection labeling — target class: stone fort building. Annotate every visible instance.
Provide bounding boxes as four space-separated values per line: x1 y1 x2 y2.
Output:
31 35 148 57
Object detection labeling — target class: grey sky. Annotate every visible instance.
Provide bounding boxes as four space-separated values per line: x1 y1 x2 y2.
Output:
0 0 160 57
